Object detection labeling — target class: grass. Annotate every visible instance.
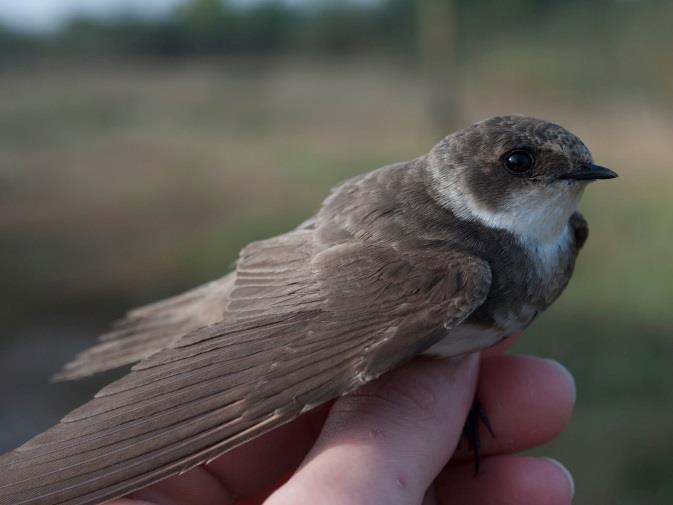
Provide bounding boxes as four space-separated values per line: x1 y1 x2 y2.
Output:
0 56 672 504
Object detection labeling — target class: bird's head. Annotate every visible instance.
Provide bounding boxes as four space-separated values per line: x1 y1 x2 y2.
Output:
427 115 617 242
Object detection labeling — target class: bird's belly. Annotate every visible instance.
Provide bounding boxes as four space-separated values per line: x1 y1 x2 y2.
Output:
421 323 508 358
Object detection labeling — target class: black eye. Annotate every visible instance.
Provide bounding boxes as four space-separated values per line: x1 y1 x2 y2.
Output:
504 150 534 174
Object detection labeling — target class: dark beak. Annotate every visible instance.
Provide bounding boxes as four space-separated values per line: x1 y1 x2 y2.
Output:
559 164 619 181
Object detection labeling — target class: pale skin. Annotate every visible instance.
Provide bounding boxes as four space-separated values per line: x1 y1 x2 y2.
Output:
107 335 576 505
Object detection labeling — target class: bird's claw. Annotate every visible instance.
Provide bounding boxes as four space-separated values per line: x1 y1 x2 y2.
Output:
461 400 495 475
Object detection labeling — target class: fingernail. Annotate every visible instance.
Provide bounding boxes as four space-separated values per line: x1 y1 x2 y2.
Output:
545 359 576 406
544 457 575 499
128 490 178 505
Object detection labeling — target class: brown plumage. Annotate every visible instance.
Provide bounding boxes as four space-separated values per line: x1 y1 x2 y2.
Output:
0 116 615 505
53 276 236 381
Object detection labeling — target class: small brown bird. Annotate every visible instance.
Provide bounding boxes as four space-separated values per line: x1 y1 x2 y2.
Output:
0 115 617 505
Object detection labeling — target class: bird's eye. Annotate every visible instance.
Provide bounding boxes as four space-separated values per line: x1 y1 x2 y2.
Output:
503 150 534 174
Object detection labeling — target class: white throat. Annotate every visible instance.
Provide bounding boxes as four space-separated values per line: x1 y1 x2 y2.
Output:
461 185 579 243
432 172 582 243
430 166 583 275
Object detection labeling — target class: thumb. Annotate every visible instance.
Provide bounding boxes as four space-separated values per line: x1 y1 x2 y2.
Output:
266 353 480 505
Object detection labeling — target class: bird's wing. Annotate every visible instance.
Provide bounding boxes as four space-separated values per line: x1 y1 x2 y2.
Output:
54 215 323 381
53 276 236 381
0 230 491 505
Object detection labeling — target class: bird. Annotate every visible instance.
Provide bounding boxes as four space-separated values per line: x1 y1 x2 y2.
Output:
0 115 617 505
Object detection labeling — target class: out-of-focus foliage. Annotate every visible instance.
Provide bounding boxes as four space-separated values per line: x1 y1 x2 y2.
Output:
0 0 417 58
2 0 672 97
0 1 672 504
0 0 668 70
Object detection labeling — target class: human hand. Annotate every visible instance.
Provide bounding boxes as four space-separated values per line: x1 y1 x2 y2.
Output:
108 336 576 505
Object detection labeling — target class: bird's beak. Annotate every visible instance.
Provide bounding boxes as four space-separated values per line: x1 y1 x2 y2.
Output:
559 164 619 181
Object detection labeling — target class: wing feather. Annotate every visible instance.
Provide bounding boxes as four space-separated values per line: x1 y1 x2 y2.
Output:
53 277 236 381
0 231 491 505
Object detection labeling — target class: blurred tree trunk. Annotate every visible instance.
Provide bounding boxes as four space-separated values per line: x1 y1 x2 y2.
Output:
417 0 463 135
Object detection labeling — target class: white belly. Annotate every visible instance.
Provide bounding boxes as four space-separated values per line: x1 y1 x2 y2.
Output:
421 323 507 358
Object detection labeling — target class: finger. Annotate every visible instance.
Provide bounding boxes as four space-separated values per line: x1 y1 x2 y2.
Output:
436 455 574 505
454 354 575 461
236 352 569 504
265 354 481 505
480 332 522 358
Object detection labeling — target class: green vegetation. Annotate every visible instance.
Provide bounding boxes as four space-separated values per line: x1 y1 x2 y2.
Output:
0 0 416 59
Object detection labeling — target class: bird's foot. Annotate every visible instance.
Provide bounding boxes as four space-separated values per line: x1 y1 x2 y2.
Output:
461 399 495 475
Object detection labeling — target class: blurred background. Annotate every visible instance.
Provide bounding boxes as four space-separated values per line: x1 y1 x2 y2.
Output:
0 0 672 503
